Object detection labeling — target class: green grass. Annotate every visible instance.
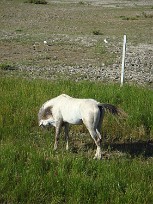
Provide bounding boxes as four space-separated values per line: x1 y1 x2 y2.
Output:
1 77 153 141
1 77 153 203
0 0 153 202
1 144 153 204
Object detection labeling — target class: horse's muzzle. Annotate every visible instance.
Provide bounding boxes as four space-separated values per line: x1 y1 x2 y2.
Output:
39 123 45 128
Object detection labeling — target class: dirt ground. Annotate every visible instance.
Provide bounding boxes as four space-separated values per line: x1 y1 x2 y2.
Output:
50 0 153 7
0 0 153 86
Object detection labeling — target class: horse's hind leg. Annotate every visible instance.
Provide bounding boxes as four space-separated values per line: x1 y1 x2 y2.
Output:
86 127 102 160
96 129 102 146
83 111 102 159
97 106 105 145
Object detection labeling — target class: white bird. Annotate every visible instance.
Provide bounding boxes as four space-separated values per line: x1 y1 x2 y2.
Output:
44 41 47 45
104 39 108 44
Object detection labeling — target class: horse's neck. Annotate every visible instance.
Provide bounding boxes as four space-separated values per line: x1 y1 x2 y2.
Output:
43 98 57 109
43 94 68 109
60 94 71 98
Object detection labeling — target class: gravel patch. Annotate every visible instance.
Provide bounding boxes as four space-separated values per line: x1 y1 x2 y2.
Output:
17 42 153 86
49 0 153 7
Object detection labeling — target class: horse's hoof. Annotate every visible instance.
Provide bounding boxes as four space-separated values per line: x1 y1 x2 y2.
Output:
54 146 57 151
66 145 69 151
93 155 102 160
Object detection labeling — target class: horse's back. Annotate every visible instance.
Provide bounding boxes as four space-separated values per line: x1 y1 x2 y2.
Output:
55 96 82 124
56 96 100 125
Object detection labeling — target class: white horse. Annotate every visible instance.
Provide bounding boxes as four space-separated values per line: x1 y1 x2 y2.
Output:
38 94 125 159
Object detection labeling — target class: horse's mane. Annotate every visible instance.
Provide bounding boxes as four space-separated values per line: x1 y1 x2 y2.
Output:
38 106 52 121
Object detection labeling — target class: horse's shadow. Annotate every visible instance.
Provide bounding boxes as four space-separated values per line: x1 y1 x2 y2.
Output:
71 140 153 158
107 140 153 158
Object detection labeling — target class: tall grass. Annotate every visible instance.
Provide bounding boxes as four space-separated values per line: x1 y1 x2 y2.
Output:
1 77 153 142
1 77 153 203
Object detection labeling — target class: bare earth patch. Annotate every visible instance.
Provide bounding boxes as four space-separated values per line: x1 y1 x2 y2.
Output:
0 0 153 86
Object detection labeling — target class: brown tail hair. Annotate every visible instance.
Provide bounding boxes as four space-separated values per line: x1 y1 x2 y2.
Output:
99 103 127 118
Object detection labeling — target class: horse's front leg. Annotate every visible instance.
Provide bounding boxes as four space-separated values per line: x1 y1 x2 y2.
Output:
54 121 62 150
64 123 69 150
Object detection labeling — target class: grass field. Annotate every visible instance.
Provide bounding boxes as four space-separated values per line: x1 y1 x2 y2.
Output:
1 77 153 203
0 0 153 203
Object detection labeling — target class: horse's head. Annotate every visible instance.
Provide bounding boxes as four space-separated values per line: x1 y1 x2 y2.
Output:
39 117 55 128
38 106 55 128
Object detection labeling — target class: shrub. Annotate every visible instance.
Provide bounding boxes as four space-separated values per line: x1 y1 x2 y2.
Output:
0 63 17 71
79 1 85 5
25 0 47 4
92 30 103 35
142 12 153 18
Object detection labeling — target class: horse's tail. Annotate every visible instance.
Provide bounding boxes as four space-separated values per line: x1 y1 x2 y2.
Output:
98 103 127 118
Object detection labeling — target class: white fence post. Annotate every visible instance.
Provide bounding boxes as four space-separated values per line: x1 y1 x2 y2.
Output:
120 35 126 86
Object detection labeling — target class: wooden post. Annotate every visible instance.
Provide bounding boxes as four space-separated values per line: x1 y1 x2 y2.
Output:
121 35 126 86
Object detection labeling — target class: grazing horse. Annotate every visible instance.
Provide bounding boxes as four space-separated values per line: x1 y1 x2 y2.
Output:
38 94 125 159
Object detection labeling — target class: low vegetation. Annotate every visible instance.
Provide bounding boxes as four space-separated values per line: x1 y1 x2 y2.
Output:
25 0 48 4
0 63 17 71
92 30 103 36
1 77 153 203
0 0 153 203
